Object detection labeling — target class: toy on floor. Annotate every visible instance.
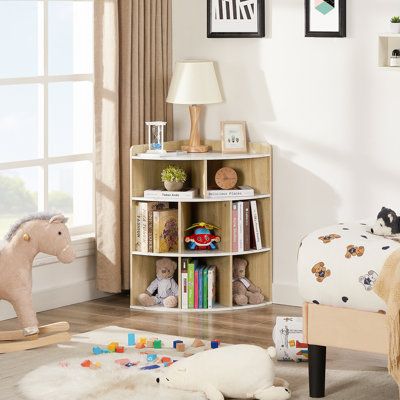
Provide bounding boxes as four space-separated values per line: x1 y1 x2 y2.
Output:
157 344 291 400
138 258 178 308
371 207 400 236
0 213 75 353
232 258 264 306
184 222 221 250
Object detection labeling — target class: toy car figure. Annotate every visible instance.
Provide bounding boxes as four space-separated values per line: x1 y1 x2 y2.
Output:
184 222 221 250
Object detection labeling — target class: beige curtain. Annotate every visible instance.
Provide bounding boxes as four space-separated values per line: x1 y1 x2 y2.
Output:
94 0 173 293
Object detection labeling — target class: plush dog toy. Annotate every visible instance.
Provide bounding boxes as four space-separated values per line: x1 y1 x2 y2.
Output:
156 344 291 400
232 258 264 306
371 207 400 236
138 258 178 308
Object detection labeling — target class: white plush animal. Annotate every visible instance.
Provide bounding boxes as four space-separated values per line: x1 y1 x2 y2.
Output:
156 344 291 400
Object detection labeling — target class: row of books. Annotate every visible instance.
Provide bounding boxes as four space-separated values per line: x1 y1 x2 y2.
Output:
181 259 216 309
232 200 262 252
135 202 178 253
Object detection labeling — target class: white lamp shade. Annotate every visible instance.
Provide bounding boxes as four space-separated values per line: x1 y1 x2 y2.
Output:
166 60 223 105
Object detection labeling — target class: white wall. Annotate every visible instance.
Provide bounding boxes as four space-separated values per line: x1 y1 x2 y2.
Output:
172 0 400 306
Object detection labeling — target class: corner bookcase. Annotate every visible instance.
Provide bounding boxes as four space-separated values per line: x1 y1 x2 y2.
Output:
130 140 272 312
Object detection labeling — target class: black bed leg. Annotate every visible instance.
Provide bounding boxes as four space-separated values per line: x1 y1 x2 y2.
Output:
309 344 326 398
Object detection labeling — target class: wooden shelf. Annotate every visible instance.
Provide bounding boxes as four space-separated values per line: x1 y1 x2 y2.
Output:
130 140 273 312
378 33 400 68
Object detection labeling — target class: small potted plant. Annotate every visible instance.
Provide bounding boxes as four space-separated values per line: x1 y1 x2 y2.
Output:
161 165 187 191
391 16 400 33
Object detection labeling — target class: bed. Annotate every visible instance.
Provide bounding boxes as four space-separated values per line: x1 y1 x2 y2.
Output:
298 221 400 398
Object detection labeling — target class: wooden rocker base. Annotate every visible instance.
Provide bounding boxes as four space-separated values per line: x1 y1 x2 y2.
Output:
0 321 71 353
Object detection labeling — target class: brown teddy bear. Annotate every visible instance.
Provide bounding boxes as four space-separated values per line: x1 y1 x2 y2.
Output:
138 258 178 308
311 262 331 282
232 257 264 306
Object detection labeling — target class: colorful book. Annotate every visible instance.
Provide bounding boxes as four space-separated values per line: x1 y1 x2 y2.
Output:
208 266 216 309
144 188 198 199
206 185 255 198
232 203 238 253
142 202 169 253
187 259 195 309
135 203 141 251
250 200 262 250
152 209 178 253
194 268 199 309
198 267 203 309
237 202 244 252
181 260 188 309
243 201 251 251
202 267 208 309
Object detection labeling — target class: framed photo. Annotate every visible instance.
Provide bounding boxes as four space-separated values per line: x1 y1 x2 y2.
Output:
221 121 247 153
305 0 346 38
207 0 265 38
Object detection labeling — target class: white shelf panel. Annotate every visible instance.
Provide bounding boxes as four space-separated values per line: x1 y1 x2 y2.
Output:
379 33 400 38
131 194 271 203
131 247 271 258
378 66 400 71
130 301 272 313
132 152 271 161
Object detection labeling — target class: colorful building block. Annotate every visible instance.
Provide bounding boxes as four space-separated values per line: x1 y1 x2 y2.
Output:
81 359 92 368
92 346 103 355
91 362 101 369
128 333 136 346
191 338 204 348
115 346 125 353
173 339 183 349
146 340 154 348
211 340 219 349
147 353 157 362
161 356 172 363
139 337 147 345
107 342 119 352
176 343 186 352
153 339 162 349
135 342 145 349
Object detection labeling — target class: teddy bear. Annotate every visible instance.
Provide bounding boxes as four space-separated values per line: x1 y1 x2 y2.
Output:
318 234 341 244
138 258 178 308
345 245 364 259
232 257 264 306
311 262 331 283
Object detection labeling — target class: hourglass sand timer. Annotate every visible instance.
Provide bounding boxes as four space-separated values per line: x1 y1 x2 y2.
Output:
146 121 167 154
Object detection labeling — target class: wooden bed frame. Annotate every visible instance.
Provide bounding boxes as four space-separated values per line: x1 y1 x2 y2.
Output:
303 302 388 398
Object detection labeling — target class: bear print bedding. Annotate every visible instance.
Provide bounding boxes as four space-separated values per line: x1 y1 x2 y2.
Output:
298 221 400 312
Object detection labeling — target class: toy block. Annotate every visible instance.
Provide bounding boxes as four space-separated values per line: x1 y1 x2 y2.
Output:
115 358 130 365
92 346 103 355
128 333 136 346
173 339 183 349
115 346 125 353
139 337 147 345
146 340 154 348
191 338 204 348
81 359 92 368
147 353 157 362
211 340 219 349
135 342 145 349
91 362 101 369
161 356 172 363
107 342 119 352
213 339 221 345
153 339 162 349
176 343 186 352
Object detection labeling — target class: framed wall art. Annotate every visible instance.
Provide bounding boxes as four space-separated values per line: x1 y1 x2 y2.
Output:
221 121 248 153
207 0 265 38
305 0 346 38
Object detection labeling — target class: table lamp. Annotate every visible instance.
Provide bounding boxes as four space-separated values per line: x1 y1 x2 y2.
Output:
167 60 223 153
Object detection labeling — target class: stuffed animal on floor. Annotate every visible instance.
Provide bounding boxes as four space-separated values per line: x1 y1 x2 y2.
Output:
0 213 75 336
156 344 291 400
232 257 264 306
371 207 400 236
138 258 178 308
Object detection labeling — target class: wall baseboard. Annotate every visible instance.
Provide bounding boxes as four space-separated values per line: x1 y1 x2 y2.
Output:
272 282 303 307
0 279 108 322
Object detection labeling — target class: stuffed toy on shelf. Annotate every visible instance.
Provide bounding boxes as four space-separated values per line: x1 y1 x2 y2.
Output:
138 258 178 308
232 257 265 306
184 222 221 251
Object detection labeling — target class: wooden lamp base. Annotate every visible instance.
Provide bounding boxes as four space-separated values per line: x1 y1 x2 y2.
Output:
181 104 210 153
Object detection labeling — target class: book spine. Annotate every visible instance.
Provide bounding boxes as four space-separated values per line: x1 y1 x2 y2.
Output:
244 201 251 251
237 202 244 252
135 203 141 251
153 211 160 253
232 203 238 252
198 268 203 309
203 267 208 309
139 202 148 252
181 260 188 310
188 261 195 309
208 267 216 309
194 269 199 309
148 209 153 253
250 200 262 250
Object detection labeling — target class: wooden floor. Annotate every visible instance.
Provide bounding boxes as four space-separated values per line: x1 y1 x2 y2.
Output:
0 294 388 398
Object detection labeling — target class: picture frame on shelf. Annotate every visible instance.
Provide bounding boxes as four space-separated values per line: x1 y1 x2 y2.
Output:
221 121 248 153
305 0 346 38
207 0 265 38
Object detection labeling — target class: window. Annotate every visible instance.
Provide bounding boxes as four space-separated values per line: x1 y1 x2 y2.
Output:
0 0 94 237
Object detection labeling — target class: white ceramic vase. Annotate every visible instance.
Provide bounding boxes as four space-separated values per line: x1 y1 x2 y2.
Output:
164 181 183 191
391 22 400 34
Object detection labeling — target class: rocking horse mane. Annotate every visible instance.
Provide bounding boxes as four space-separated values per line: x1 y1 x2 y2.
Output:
4 212 67 242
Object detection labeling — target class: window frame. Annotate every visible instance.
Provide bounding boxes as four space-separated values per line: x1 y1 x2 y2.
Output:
0 0 94 237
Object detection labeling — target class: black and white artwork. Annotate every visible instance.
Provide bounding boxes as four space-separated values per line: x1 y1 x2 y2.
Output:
207 0 265 38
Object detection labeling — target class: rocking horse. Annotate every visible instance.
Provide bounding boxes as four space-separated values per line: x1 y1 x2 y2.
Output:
0 212 75 353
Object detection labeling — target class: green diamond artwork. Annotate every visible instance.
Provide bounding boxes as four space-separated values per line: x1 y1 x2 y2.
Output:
315 0 334 15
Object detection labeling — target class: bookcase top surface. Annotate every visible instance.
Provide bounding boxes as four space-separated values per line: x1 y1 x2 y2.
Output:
132 151 271 161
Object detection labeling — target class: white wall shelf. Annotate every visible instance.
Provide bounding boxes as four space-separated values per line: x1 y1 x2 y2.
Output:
378 33 400 68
